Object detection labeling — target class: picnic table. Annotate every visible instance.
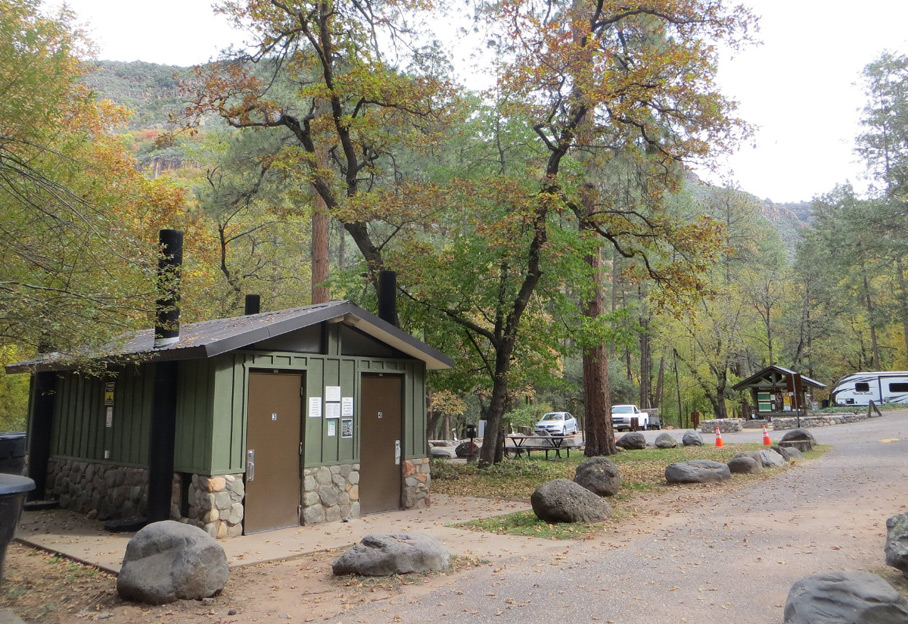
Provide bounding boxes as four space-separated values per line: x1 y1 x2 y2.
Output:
505 434 577 459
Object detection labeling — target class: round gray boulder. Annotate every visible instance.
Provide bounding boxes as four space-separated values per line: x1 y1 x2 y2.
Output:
682 430 703 446
665 460 731 484
886 512 908 578
531 478 612 524
727 455 762 474
654 432 677 449
574 457 621 497
615 432 646 450
332 532 450 576
772 444 803 461
117 520 229 605
784 570 908 623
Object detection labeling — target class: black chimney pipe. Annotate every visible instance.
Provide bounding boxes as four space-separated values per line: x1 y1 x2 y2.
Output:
378 270 397 327
148 229 183 523
244 294 261 315
154 229 183 349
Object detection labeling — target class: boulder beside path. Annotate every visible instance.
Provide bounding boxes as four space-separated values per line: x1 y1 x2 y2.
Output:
665 460 731 484
116 521 229 605
784 570 908 623
531 478 612 523
332 533 450 576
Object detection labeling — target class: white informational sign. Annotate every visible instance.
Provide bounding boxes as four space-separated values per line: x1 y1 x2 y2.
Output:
325 402 341 419
327 421 337 437
342 397 354 417
325 386 341 402
105 406 113 428
308 397 322 418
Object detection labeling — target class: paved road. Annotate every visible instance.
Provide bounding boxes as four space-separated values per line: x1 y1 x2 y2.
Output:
340 413 908 624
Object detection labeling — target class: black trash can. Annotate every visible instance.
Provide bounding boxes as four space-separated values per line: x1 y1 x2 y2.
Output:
0 433 26 476
0 474 34 584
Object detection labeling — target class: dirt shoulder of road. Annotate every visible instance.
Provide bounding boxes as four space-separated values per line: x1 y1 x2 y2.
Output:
2 458 906 623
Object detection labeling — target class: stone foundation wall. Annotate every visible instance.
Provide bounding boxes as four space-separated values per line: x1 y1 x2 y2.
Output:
700 418 745 434
175 474 245 539
46 458 148 521
402 457 431 509
303 463 360 525
772 412 876 430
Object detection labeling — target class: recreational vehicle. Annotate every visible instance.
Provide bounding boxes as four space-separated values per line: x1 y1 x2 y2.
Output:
831 371 908 406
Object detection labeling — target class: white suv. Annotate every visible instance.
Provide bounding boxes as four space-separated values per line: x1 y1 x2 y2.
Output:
611 404 649 431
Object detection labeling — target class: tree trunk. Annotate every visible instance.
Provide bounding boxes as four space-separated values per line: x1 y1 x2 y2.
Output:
896 256 908 360
311 201 330 304
860 261 881 369
580 191 616 456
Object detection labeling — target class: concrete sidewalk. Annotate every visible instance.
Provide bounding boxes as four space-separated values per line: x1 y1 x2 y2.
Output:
15 494 546 575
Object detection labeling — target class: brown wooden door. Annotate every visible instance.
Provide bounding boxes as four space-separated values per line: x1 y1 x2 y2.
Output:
244 371 303 534
359 374 402 514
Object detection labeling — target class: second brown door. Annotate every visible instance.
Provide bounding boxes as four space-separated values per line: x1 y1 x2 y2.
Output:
359 374 402 514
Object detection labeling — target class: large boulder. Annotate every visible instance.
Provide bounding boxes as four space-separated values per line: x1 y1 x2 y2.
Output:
727 455 762 474
681 430 703 446
759 448 786 467
117 521 229 605
332 533 450 576
780 428 817 452
772 444 803 462
574 457 621 497
784 570 908 623
615 432 646 450
735 449 785 468
531 478 612 523
654 433 677 449
885 512 908 577
665 460 731 484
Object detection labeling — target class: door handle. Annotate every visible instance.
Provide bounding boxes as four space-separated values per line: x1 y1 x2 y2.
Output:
247 449 255 481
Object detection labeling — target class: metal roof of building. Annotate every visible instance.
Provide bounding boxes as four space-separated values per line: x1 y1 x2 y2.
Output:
6 301 454 373
731 364 825 391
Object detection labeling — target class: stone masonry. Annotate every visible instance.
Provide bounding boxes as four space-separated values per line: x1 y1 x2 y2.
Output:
176 473 245 539
47 457 432 537
303 463 359 524
301 458 432 526
402 457 431 509
46 458 148 521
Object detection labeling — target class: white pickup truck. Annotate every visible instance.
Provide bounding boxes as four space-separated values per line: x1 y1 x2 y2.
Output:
611 404 652 431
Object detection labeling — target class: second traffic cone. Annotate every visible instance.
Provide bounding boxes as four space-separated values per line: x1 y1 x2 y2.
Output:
762 425 772 446
715 426 724 447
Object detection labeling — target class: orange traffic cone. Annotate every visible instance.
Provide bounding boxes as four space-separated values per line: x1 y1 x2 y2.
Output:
762 425 772 446
715 426 724 448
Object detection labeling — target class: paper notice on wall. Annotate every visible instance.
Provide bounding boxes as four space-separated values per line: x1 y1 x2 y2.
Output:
327 421 337 437
325 386 341 402
341 418 353 438
325 402 340 419
308 397 322 418
342 397 354 417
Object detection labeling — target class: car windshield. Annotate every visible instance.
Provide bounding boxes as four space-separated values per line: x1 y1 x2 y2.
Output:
541 413 564 421
612 406 633 414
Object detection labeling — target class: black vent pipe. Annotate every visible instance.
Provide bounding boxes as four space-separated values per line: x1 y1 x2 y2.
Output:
378 270 397 327
244 294 261 315
154 229 183 349
148 229 183 523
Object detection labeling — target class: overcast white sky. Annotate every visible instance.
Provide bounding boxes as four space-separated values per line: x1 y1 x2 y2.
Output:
56 0 908 204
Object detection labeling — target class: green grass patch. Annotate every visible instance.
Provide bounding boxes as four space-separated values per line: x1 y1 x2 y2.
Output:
433 442 828 538
460 510 604 539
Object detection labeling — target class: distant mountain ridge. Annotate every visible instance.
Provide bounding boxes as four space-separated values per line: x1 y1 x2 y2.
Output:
82 60 816 239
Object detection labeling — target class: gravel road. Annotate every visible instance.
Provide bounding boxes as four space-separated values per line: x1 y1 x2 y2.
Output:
338 413 908 624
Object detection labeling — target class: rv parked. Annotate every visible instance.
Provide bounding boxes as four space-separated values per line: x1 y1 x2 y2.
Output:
831 371 908 406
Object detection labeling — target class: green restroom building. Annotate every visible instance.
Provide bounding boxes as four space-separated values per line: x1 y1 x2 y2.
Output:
6 301 453 537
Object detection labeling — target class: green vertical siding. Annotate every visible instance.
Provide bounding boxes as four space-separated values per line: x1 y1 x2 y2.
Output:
50 367 152 466
38 345 432 476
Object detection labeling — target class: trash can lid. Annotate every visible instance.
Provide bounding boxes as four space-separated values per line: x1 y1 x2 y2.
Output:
0 474 35 495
